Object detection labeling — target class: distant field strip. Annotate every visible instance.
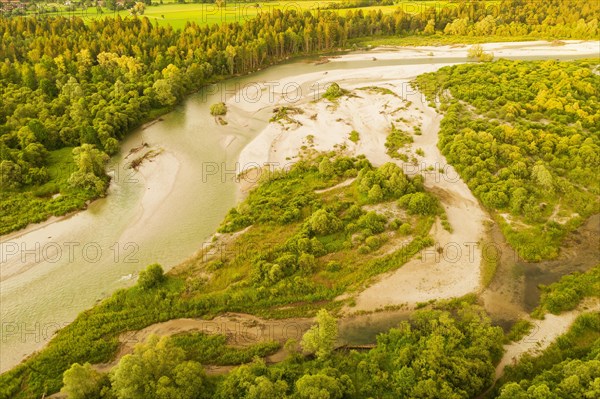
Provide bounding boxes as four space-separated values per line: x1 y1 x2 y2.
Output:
26 0 488 29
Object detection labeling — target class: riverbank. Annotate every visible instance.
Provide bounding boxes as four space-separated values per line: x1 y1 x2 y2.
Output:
495 298 600 379
337 40 600 61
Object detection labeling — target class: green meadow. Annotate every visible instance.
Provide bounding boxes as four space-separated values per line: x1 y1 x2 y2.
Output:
31 0 471 30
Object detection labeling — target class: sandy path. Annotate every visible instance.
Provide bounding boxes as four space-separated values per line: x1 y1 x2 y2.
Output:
495 299 600 379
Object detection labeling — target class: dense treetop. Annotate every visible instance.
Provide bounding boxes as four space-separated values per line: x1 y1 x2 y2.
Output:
415 59 600 260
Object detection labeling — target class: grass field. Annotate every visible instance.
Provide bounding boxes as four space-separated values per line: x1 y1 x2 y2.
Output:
27 0 479 30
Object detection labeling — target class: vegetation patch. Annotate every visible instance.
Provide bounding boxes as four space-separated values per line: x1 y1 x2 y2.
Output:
170 332 281 365
497 312 600 397
532 265 600 318
414 59 600 261
0 145 109 234
270 106 304 125
385 123 414 159
506 319 534 342
127 148 163 170
467 44 494 62
210 102 228 116
357 86 399 98
322 82 349 101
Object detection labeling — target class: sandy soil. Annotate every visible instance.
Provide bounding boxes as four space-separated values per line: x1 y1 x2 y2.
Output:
495 298 600 379
118 149 180 242
353 92 490 310
333 40 600 62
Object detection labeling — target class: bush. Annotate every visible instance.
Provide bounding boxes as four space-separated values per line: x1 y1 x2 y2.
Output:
390 218 402 230
398 223 412 235
367 184 384 203
307 209 343 235
399 192 438 215
298 253 316 274
323 82 346 101
344 204 364 221
210 102 227 116
356 211 387 234
365 235 382 251
61 363 107 399
138 263 165 289
467 44 494 62
326 261 341 272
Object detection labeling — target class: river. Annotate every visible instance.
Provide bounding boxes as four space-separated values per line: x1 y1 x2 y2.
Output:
1 40 597 372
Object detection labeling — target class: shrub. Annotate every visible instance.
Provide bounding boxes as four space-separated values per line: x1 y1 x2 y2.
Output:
356 212 387 234
307 209 343 235
367 184 384 203
399 192 438 215
390 218 402 230
326 261 341 272
138 263 165 289
298 253 316 274
61 363 106 399
398 223 412 235
319 157 334 177
323 82 345 100
467 44 494 62
365 235 382 251
210 102 227 116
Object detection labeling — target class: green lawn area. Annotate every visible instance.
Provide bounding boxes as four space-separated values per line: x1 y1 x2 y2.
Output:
0 147 95 235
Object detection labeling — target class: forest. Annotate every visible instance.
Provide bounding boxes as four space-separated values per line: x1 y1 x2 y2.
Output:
415 59 600 261
1 0 599 234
